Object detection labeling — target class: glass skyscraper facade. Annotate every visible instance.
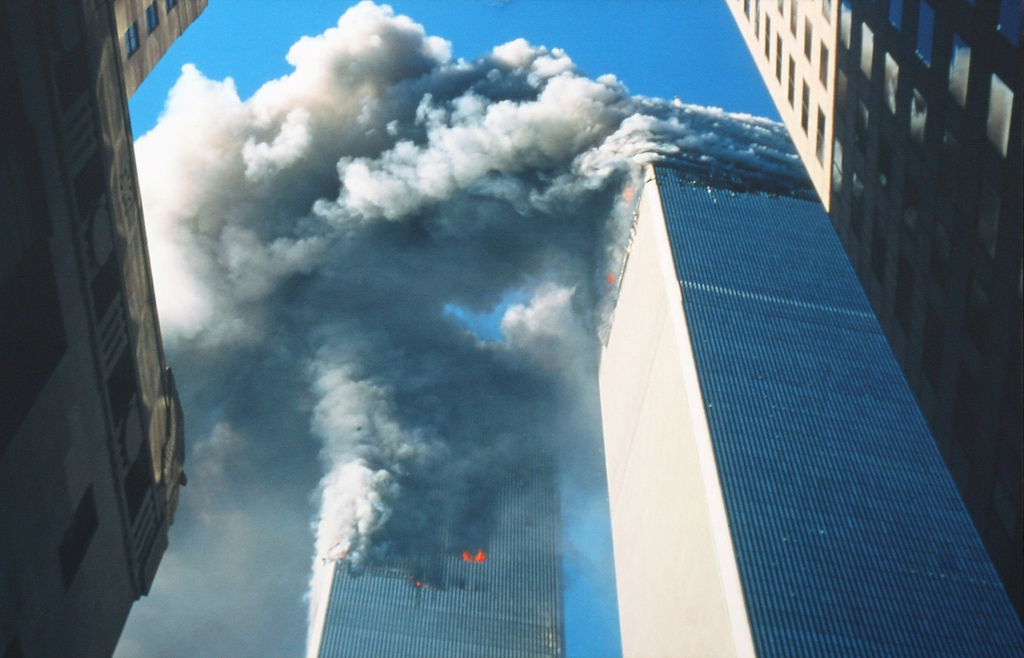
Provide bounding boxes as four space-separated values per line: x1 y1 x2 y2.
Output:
311 468 563 658
600 160 1021 656
658 162 1020 654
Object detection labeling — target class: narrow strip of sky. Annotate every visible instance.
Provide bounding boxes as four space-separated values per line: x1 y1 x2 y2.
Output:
128 0 779 137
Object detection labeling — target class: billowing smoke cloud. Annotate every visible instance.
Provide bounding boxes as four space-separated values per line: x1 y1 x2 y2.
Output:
117 3 801 655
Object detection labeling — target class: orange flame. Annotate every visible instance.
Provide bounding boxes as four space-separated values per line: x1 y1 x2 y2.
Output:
462 549 487 562
606 273 615 284
623 185 634 201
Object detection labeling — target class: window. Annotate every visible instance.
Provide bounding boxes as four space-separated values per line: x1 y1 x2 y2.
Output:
788 57 796 105
801 81 810 132
993 475 1018 538
790 0 797 36
744 0 750 18
889 0 903 30
884 53 899 113
831 137 844 192
836 69 848 108
855 100 869 148
124 22 139 57
145 2 159 33
940 131 960 193
930 221 950 290
987 73 1013 157
107 347 138 426
871 221 887 282
998 0 1021 46
910 88 927 144
59 486 99 588
860 24 874 78
878 141 891 188
55 43 89 110
953 365 979 440
776 36 783 80
74 151 105 219
822 0 832 22
819 43 830 87
902 175 919 229
840 1 852 49
91 254 122 320
895 255 913 333
804 18 813 60
851 172 865 235
949 36 970 107
754 0 761 37
765 15 772 58
816 109 826 162
125 443 154 523
965 281 989 348
165 0 178 9
916 1 934 66
978 181 1000 258
922 305 944 390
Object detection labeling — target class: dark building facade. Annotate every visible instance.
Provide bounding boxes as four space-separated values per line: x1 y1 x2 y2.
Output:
600 160 1021 655
727 0 1023 617
309 469 564 658
1 1 197 655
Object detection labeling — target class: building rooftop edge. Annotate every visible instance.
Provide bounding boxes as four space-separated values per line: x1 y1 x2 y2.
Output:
650 157 819 202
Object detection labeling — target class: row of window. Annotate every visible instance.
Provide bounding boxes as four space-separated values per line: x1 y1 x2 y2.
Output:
835 129 1001 266
744 0 833 33
746 0 833 95
125 0 179 57
843 3 1015 159
888 0 1020 52
740 0 834 166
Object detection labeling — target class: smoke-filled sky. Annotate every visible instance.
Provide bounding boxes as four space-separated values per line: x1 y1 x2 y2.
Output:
115 3 797 657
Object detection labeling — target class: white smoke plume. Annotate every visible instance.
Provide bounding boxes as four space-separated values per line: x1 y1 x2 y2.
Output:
121 3 804 654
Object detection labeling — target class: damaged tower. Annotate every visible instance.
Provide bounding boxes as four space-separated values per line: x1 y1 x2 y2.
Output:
1 0 202 656
307 467 564 658
599 159 1022 656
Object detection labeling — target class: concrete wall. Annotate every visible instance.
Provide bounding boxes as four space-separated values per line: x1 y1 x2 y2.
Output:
598 169 753 658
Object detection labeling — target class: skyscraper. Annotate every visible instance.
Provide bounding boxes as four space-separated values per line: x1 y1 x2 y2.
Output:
1 1 201 655
307 464 564 658
725 0 1022 615
599 160 1021 656
114 0 207 97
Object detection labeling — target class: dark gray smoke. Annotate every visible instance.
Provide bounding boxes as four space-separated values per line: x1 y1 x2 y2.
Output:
114 3 801 655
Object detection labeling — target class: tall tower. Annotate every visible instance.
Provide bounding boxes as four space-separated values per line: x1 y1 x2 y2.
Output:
307 466 564 658
725 0 1023 616
599 160 1021 656
1 1 201 655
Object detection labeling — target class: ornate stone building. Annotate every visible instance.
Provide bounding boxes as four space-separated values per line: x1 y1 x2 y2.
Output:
1 1 202 655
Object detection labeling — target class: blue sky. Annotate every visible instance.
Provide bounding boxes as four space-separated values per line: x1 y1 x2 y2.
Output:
130 0 777 136
121 3 779 657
